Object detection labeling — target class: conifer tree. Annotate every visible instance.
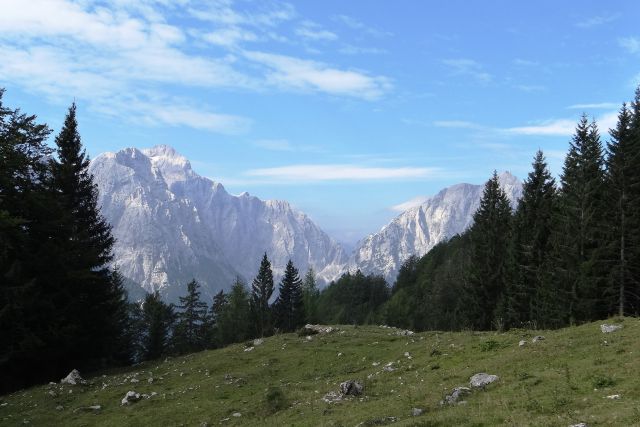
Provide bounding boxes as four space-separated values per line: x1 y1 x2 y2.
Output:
218 278 251 345
274 260 305 332
251 253 274 337
173 279 209 354
555 115 607 323
302 268 320 324
206 290 228 348
508 151 557 327
605 103 640 316
50 103 127 368
465 171 512 330
136 292 175 361
627 87 640 314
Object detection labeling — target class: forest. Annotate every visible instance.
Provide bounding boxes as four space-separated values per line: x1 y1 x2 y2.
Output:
1 86 639 394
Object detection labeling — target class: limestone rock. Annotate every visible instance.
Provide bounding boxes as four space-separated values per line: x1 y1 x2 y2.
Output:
61 369 85 385
600 324 622 333
518 340 526 347
532 335 545 343
121 391 141 406
469 373 499 388
339 380 364 396
412 407 424 416
442 386 471 405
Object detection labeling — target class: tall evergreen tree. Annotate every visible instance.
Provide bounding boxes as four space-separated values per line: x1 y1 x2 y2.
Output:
134 292 175 361
274 260 305 332
49 103 127 369
465 171 512 330
206 290 229 348
555 115 607 323
251 253 274 337
508 151 557 327
172 279 209 354
302 268 320 324
605 103 640 316
627 87 640 314
218 278 251 345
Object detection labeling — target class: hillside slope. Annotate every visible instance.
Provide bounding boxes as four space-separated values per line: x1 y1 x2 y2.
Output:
2 319 638 426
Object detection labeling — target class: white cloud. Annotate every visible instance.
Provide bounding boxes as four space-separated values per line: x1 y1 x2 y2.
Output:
244 51 392 100
331 14 392 38
576 13 619 28
568 102 620 110
202 27 258 47
295 21 338 41
245 164 439 182
505 111 620 136
391 195 429 212
442 59 492 83
433 120 481 129
619 37 640 54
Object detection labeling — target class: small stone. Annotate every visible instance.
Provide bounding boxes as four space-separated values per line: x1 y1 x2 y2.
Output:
441 386 471 405
383 362 396 372
253 338 264 346
130 378 139 383
339 380 364 396
532 335 545 343
412 407 424 416
61 369 85 385
470 373 499 388
605 394 621 400
244 346 254 352
47 390 57 397
337 352 343 357
372 362 380 366
519 340 527 347
600 324 622 333
121 391 141 406
55 405 63 411
569 424 588 427
147 378 154 384
232 412 241 417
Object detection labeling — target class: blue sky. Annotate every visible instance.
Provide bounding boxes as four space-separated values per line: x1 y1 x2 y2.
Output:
1 1 639 246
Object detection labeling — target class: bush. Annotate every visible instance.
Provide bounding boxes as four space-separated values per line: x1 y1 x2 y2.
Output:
264 386 288 414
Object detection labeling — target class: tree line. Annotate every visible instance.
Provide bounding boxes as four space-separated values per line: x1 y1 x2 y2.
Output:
2 86 639 393
385 87 640 331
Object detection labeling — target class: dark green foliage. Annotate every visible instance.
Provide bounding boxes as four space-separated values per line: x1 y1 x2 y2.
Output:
302 268 320 324
264 385 288 414
251 253 274 337
274 260 305 332
317 270 389 325
555 115 608 323
508 151 558 328
132 292 175 361
217 278 251 345
465 171 513 330
172 280 209 354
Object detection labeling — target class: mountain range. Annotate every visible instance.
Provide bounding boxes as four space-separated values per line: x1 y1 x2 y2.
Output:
90 145 522 300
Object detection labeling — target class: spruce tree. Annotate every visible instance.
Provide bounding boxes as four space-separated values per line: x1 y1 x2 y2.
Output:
508 151 557 328
173 279 209 354
302 268 320 324
206 290 228 348
137 292 175 361
605 103 640 316
218 278 251 345
627 87 640 314
555 115 607 323
274 260 305 332
251 253 274 337
50 103 127 369
465 171 512 330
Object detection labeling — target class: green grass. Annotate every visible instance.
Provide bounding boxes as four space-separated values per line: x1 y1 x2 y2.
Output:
1 318 639 426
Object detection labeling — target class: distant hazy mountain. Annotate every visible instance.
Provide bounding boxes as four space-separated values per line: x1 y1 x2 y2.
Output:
89 145 347 301
346 172 522 283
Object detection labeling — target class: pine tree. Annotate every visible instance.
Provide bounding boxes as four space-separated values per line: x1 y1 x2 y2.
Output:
302 268 320 324
605 103 640 316
508 151 557 328
173 279 209 354
218 278 251 345
206 290 229 348
626 87 640 315
555 115 607 323
274 260 305 332
137 292 175 361
49 103 127 369
465 171 512 330
251 253 274 337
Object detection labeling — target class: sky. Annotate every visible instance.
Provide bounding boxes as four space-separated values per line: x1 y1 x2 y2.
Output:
1 1 639 246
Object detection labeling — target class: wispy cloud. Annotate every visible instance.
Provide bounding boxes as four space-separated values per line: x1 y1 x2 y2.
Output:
513 84 546 93
331 14 392 38
432 120 482 129
576 13 619 28
295 21 338 41
504 110 620 136
244 51 392 100
245 164 439 182
513 58 539 67
619 37 640 54
442 59 492 83
391 195 429 212
568 102 620 110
